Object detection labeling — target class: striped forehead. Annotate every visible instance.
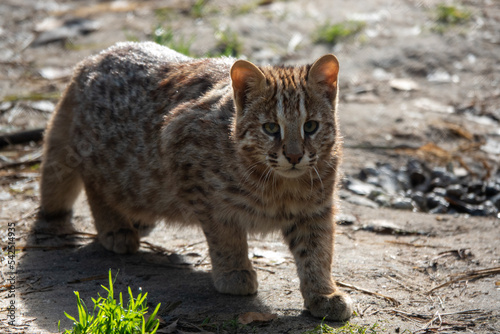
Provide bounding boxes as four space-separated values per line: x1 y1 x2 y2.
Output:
263 66 309 121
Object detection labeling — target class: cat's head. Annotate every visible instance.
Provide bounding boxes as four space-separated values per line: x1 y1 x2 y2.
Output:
230 55 340 180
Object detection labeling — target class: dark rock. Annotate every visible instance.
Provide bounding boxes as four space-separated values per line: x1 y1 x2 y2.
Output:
433 187 447 197
391 197 415 210
359 164 379 180
365 176 380 186
411 191 427 211
490 193 500 209
482 201 499 216
461 193 486 205
345 178 378 196
485 182 500 197
336 213 357 225
373 193 392 207
396 168 411 190
446 197 497 216
430 167 446 179
446 184 466 198
426 193 448 210
407 159 427 188
468 181 485 195
465 203 497 217
378 164 400 194
344 193 379 208
430 203 449 214
429 167 457 188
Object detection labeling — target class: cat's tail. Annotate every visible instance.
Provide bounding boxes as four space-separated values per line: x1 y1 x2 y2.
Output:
39 82 83 222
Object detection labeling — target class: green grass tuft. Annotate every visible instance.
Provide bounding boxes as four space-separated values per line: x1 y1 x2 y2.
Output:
209 28 242 57
59 270 161 334
191 0 207 18
303 320 384 334
152 26 193 56
314 20 366 45
435 4 471 25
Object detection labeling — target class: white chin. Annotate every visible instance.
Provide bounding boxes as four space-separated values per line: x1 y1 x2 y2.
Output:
275 168 307 178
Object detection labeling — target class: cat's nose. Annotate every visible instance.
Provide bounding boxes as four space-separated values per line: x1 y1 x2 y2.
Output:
285 152 303 165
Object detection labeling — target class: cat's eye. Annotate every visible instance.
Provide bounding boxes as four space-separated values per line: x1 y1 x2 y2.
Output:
263 122 280 136
304 120 319 135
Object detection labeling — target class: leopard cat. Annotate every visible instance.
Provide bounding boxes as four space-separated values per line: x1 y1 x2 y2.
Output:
39 41 353 321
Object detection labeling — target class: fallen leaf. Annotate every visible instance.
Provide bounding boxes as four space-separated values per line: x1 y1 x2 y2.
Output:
238 312 277 325
416 142 452 163
440 122 474 141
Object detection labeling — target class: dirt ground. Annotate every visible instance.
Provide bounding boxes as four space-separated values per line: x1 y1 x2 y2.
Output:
1 0 499 333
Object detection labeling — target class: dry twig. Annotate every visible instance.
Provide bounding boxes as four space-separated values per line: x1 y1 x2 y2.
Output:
140 240 174 254
336 280 400 305
390 308 484 333
385 240 442 248
389 308 483 319
427 266 500 294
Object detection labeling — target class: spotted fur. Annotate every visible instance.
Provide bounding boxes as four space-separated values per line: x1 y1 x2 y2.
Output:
39 41 352 321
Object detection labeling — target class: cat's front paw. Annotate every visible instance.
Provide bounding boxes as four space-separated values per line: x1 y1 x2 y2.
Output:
305 291 353 321
213 269 258 295
99 228 140 254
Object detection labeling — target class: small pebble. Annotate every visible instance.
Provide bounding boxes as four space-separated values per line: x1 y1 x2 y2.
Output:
490 193 500 209
430 203 449 214
391 197 415 210
433 187 447 197
446 184 466 198
411 191 427 211
336 213 357 225
426 193 448 210
485 182 500 197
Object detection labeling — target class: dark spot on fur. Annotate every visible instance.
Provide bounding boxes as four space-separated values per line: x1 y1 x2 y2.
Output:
283 224 297 238
289 236 302 250
242 145 255 152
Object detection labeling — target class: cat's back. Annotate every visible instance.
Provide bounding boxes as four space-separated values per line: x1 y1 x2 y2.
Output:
70 42 233 118
77 41 191 78
72 42 189 107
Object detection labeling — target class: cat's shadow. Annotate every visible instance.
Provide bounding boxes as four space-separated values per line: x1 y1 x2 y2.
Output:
18 218 270 333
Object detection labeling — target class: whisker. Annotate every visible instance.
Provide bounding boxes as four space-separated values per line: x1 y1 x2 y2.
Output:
308 169 314 196
256 166 271 198
239 159 265 188
313 166 324 194
272 171 277 197
263 168 274 195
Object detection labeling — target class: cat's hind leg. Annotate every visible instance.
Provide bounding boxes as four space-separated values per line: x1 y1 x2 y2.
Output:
39 83 83 231
85 184 140 254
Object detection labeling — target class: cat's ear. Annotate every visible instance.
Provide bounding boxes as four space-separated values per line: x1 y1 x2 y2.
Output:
230 60 266 113
308 54 339 102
